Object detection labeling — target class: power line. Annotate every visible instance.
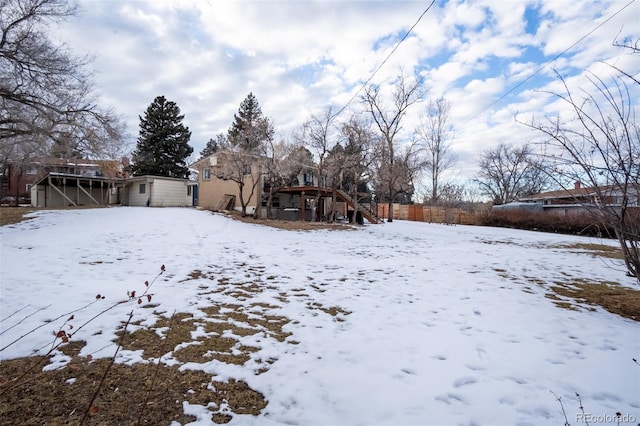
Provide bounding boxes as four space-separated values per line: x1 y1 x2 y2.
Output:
461 0 637 126
331 0 436 120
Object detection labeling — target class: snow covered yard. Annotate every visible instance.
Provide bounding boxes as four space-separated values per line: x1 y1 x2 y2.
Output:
1 207 638 425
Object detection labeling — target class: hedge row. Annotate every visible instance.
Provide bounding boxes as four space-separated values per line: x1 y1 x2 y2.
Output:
479 210 615 238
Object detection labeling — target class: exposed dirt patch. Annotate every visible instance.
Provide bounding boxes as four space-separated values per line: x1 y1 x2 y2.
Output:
1 303 279 425
554 242 624 260
1 206 110 227
0 350 265 425
490 242 640 321
548 278 640 321
0 207 36 226
220 210 357 231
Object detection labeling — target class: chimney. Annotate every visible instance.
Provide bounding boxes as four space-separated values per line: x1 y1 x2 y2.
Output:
574 181 581 190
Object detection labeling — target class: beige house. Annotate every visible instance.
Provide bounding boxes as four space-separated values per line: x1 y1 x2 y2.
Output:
191 153 263 213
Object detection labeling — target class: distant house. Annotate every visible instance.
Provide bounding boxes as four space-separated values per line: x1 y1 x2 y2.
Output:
30 172 122 208
122 175 195 207
2 157 125 205
518 182 640 215
22 156 197 208
191 152 381 223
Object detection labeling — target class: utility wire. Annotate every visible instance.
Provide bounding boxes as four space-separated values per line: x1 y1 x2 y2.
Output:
461 0 637 126
331 0 436 120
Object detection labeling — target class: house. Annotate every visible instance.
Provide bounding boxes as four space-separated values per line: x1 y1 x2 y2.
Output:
30 171 122 208
518 182 640 215
2 157 124 205
191 152 381 223
20 156 197 208
191 152 263 213
122 175 195 207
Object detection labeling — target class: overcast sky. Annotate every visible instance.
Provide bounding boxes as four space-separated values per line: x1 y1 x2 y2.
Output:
52 0 639 187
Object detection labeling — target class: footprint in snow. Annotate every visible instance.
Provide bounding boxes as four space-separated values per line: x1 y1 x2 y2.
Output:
465 364 485 371
498 396 515 405
453 377 477 388
435 393 468 405
505 376 528 385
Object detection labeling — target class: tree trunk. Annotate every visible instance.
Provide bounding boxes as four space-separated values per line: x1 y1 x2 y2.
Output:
615 226 640 282
266 188 273 219
238 182 246 216
350 186 360 225
13 168 24 207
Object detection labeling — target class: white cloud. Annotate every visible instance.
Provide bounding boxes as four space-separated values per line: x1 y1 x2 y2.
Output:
49 0 639 184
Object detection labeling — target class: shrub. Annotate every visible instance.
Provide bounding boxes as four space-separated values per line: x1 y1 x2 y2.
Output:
480 209 612 237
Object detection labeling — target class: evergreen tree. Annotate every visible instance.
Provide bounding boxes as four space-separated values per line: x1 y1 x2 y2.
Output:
227 92 273 152
199 134 224 158
131 96 193 178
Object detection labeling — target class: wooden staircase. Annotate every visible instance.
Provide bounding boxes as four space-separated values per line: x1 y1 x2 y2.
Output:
217 194 235 211
335 189 383 224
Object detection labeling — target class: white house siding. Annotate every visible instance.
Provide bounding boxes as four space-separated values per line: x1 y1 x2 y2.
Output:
149 178 189 207
127 179 152 207
126 176 192 207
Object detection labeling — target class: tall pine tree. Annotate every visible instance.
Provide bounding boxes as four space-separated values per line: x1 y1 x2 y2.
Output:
227 92 273 152
132 96 193 178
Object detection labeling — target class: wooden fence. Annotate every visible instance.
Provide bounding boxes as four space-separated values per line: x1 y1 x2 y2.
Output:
376 203 486 225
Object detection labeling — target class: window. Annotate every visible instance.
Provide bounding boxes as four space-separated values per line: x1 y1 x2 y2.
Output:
26 165 37 175
203 168 211 180
26 184 33 192
303 172 313 185
242 164 251 175
139 183 146 194
187 186 192 196
262 196 280 207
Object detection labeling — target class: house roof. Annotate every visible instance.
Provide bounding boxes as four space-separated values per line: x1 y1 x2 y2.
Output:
519 187 594 201
126 175 194 183
519 183 636 201
33 173 195 187
32 172 122 186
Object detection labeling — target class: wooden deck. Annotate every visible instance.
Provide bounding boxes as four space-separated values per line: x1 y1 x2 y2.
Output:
276 186 382 224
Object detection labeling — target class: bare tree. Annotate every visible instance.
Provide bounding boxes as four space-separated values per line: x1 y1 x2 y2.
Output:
339 116 379 224
0 0 125 161
300 106 337 221
475 143 550 205
362 72 424 222
519 69 639 281
415 97 456 204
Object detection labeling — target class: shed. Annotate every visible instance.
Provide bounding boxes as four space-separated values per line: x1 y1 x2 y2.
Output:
122 176 194 207
30 172 121 208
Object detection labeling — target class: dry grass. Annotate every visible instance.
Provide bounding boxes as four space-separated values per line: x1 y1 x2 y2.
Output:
555 242 624 260
221 210 356 231
0 352 264 425
0 207 36 226
0 302 283 425
0 206 109 227
548 278 640 321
